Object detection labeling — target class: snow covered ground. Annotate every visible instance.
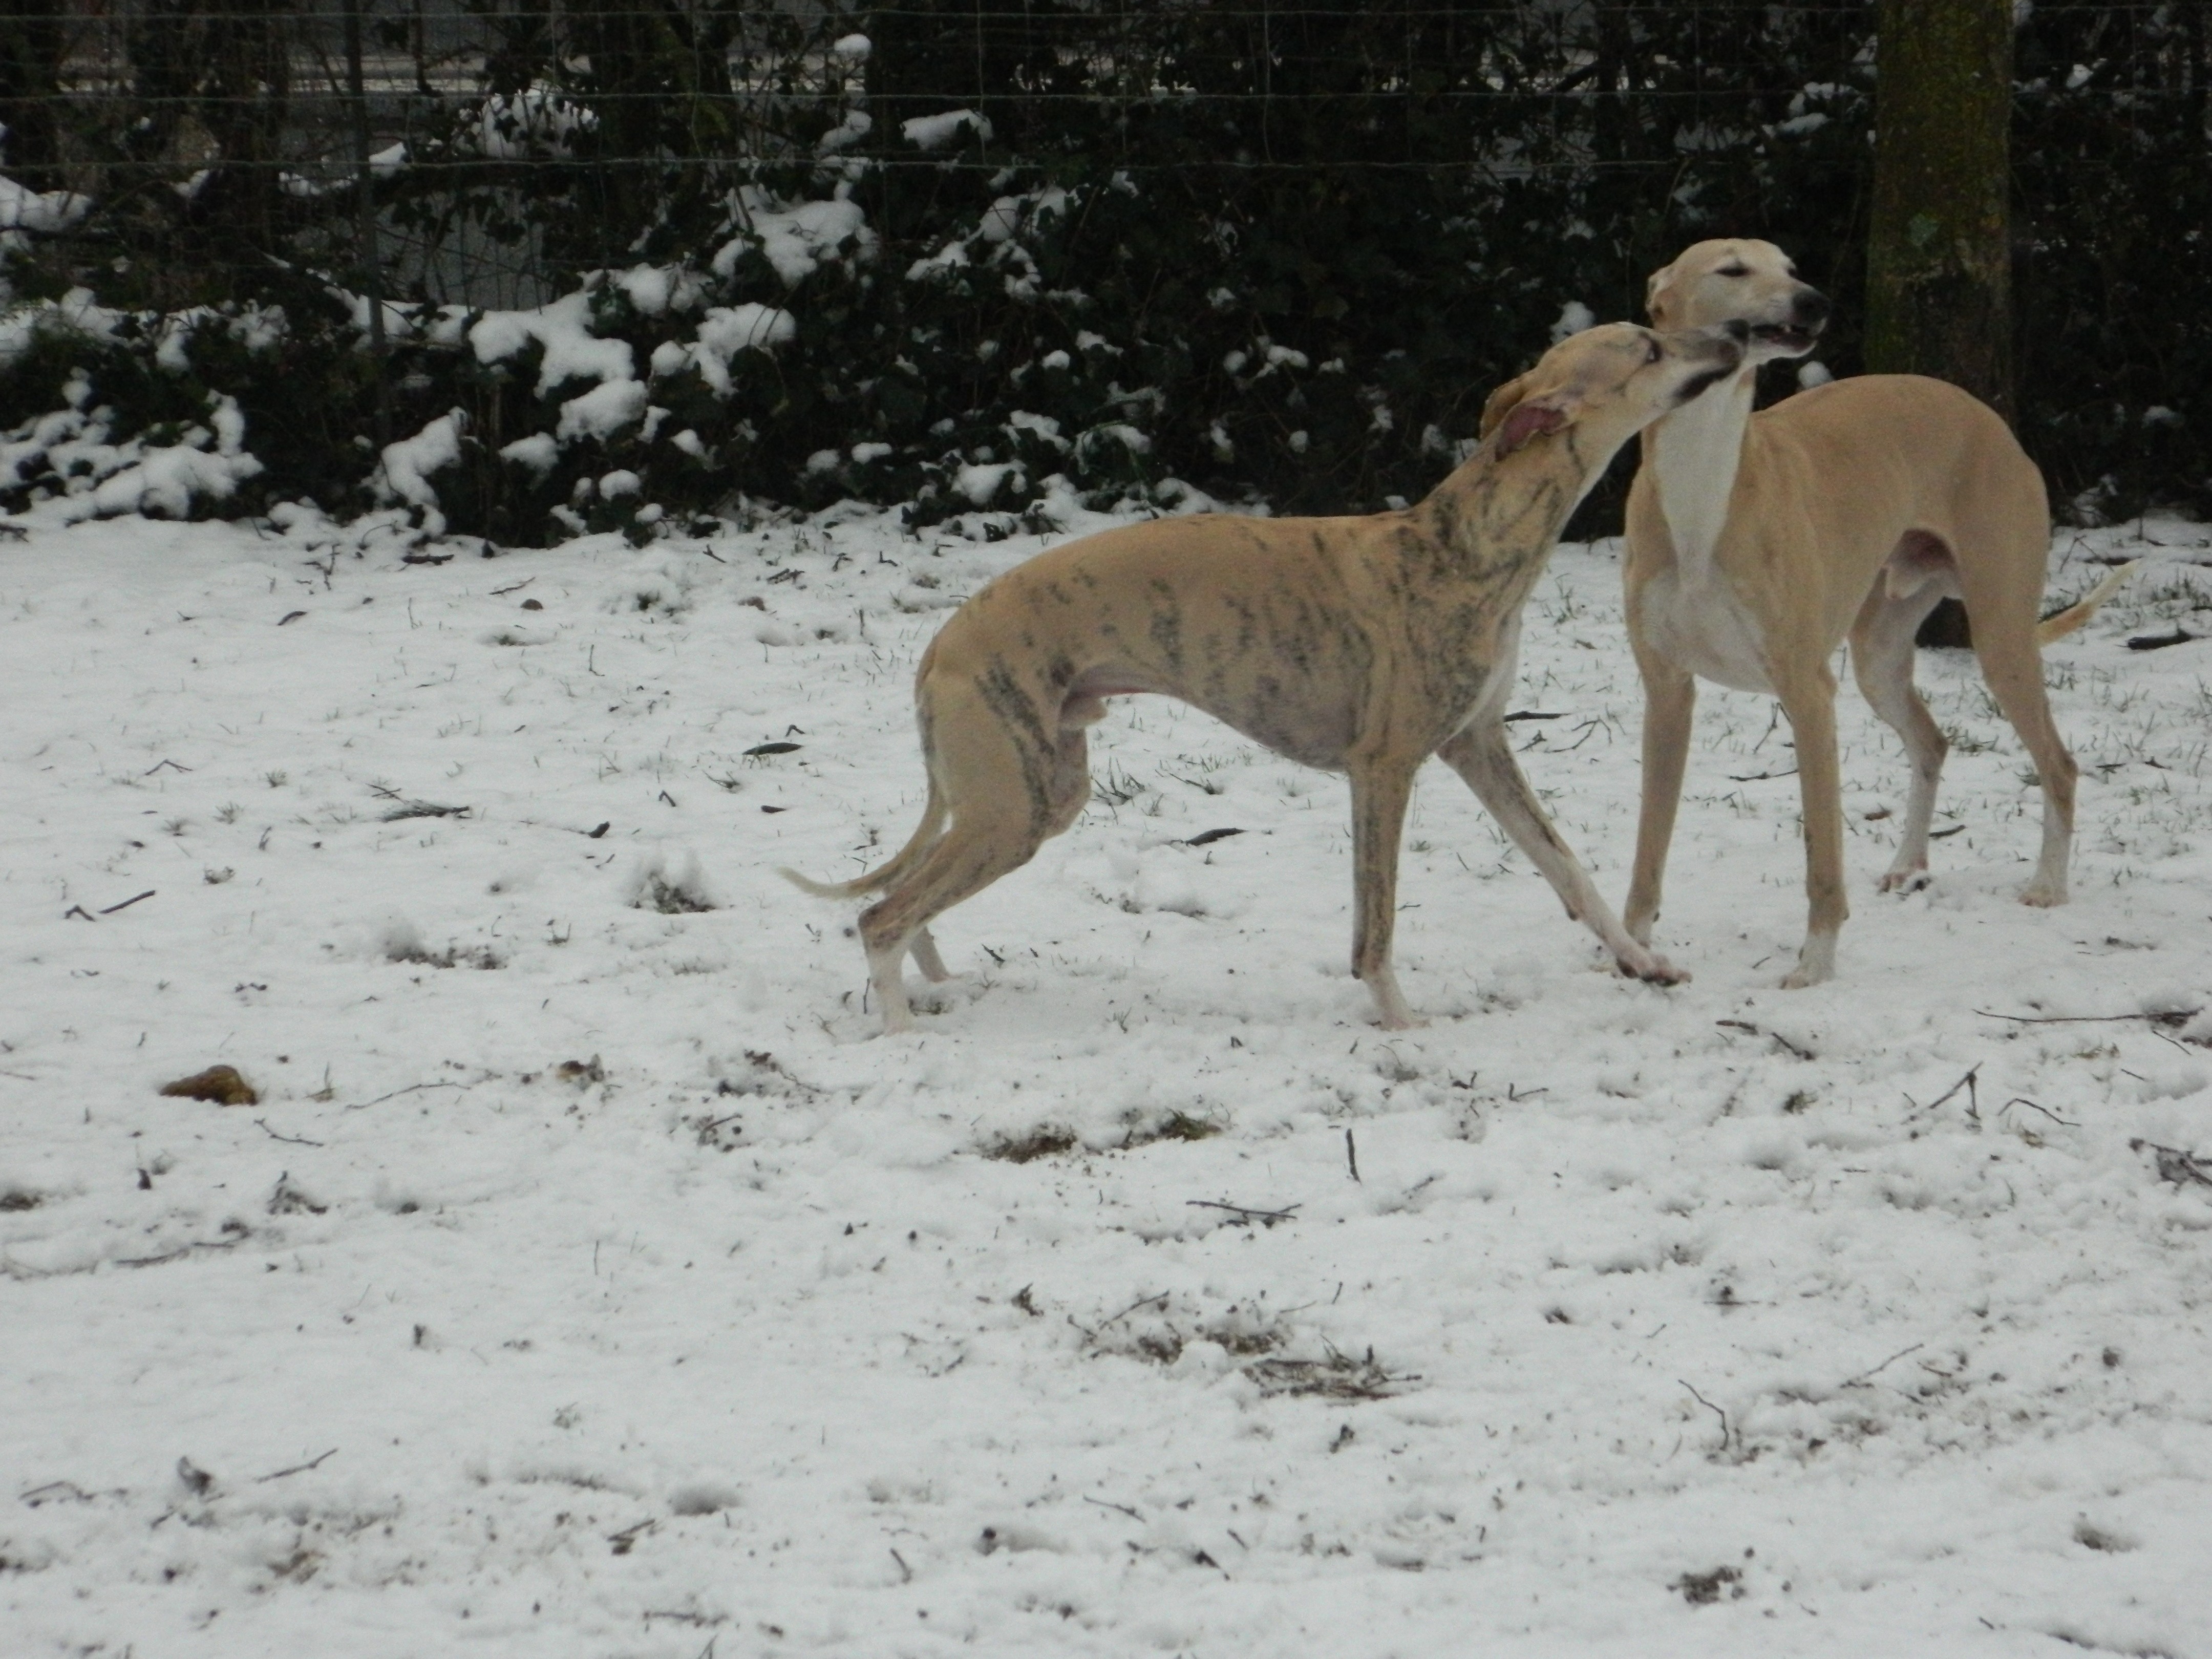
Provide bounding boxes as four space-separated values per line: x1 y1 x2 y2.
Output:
5 500 2212 1657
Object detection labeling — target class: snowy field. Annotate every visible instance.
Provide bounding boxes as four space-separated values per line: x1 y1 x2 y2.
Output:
5 499 2212 1658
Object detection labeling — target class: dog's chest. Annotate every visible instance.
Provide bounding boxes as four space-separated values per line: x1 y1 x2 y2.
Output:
1637 565 1773 694
1647 378 1753 570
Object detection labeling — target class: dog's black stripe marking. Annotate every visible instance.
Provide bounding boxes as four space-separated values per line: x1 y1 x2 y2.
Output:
1146 579 1185 676
974 660 1065 834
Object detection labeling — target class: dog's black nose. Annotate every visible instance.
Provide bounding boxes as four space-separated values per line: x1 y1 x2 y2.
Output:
1793 288 1833 328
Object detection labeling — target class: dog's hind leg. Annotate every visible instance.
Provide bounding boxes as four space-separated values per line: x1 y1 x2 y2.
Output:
856 686 1088 1033
1848 575 1950 891
909 929 950 982
1436 722 1686 984
1963 598 2078 908
1347 759 1422 1029
859 818 1045 1031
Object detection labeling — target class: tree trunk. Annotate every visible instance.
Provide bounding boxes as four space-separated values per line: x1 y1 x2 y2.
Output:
1867 0 2014 648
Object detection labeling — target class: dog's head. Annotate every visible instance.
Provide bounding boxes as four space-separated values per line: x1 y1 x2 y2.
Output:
1645 238 1829 367
1478 322 1748 459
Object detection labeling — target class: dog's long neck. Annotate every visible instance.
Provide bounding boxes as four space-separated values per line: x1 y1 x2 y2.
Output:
1420 440 1599 579
1641 366 1756 578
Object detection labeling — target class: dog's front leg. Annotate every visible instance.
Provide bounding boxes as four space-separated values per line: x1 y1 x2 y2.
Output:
1624 651 1696 947
1775 667 1848 988
1348 760 1423 1029
1435 723 1686 985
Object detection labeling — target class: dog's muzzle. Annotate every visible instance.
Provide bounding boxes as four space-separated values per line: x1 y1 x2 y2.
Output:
1749 287 1832 356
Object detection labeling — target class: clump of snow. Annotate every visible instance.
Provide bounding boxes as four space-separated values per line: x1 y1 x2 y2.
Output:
613 265 704 318
953 461 1022 506
1077 423 1151 462
554 379 647 444
686 305 798 395
816 110 873 155
3 405 111 494
1550 300 1598 342
905 238 972 282
903 109 993 150
498 432 560 479
76 438 261 522
470 291 634 397
470 82 598 159
976 189 1066 245
713 189 875 287
371 411 466 537
1006 411 1068 453
0 287 126 368
144 304 288 374
0 172 92 234
10 393 262 523
329 287 433 345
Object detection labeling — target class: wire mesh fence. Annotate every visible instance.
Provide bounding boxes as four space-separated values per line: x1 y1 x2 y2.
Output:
5 3 1883 306
1 3 2206 535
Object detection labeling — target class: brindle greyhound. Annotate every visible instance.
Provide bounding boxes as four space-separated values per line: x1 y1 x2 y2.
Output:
785 321 1747 1033
1482 239 2132 988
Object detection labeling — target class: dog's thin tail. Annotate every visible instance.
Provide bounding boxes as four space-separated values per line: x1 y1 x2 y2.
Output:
2037 559 2141 645
777 784 948 901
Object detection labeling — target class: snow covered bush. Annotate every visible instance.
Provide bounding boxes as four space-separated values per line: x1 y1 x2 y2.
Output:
2 2 2204 538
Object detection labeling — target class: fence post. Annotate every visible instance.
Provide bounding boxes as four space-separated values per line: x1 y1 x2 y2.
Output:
344 0 392 451
1866 0 2014 647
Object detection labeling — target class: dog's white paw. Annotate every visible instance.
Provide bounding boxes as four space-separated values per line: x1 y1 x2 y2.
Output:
2019 878 2067 908
1780 931 1837 989
1877 866 1930 895
1626 951 1688 987
1606 941 1687 985
1364 973 1424 1030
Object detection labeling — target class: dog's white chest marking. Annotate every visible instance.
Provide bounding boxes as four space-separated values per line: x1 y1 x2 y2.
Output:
1648 371 1753 572
1640 372 1772 693
1639 566 1773 693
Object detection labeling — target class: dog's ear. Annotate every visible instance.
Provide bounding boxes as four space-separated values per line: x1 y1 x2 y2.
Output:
1477 371 1535 440
1645 265 1679 326
1491 397 1572 456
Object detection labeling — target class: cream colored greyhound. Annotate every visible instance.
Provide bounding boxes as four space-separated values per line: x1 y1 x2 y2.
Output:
1485 238 2130 988
786 321 1747 1033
